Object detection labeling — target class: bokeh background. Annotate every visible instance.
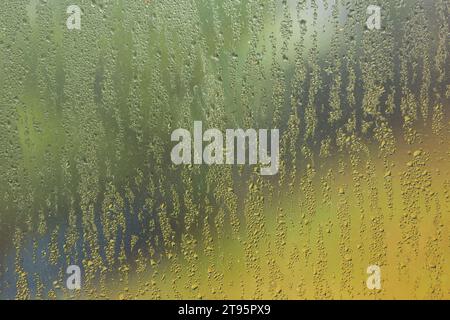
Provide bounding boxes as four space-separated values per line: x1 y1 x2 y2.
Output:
0 0 449 299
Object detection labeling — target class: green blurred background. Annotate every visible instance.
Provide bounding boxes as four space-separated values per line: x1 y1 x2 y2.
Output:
0 0 449 299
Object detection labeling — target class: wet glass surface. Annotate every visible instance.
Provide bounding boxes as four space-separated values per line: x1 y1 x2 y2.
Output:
0 0 449 299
